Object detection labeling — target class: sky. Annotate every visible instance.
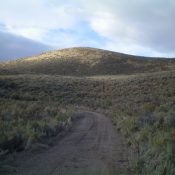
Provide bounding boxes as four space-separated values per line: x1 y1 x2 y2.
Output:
0 0 175 60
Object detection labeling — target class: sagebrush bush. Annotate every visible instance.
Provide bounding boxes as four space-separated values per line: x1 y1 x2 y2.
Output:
0 101 74 152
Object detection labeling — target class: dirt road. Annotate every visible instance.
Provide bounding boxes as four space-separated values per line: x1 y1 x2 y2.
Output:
8 111 129 175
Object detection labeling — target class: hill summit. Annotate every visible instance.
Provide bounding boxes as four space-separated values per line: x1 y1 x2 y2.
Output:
0 47 174 75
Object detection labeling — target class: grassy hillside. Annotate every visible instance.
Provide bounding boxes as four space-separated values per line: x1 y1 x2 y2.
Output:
0 47 175 75
0 71 175 174
0 48 175 174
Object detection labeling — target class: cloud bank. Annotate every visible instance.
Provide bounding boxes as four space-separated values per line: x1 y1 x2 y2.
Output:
0 0 175 59
0 31 51 60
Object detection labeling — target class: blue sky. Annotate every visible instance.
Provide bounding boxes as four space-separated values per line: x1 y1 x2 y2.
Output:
43 21 107 49
1 0 175 60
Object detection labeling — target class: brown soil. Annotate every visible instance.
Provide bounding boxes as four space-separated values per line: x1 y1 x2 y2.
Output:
4 111 129 175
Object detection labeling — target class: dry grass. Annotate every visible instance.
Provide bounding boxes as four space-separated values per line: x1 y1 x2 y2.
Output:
0 71 175 174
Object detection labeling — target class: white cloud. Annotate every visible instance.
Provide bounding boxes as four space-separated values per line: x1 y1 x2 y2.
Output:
0 0 82 41
0 0 175 57
82 0 175 56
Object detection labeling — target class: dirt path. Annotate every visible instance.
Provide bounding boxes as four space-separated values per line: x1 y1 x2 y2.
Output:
7 111 129 175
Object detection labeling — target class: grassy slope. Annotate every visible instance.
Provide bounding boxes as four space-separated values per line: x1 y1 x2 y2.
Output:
0 47 175 75
0 48 175 174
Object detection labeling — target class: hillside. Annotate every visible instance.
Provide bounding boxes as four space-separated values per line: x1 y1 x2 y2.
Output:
0 47 175 75
0 47 175 175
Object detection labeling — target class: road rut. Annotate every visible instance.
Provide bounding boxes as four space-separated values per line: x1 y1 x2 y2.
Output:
9 111 129 175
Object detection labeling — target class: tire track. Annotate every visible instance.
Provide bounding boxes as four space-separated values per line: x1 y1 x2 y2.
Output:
9 111 129 175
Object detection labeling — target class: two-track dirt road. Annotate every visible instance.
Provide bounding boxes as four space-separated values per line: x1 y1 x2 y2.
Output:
8 111 129 175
